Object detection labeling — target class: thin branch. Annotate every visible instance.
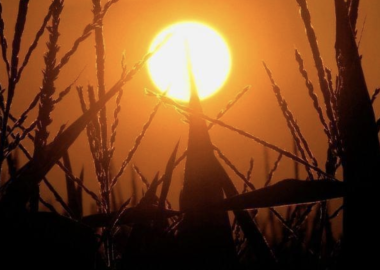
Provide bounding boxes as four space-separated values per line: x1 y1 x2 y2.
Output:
0 1 10 76
371 88 380 104
43 177 74 218
243 158 254 193
109 89 122 158
6 129 74 217
56 159 102 206
263 62 317 180
76 86 88 111
329 204 344 220
34 0 63 154
357 15 366 49
53 67 85 103
148 91 332 179
213 144 256 190
270 207 314 255
167 85 251 174
1 0 30 178
102 0 120 17
55 22 95 71
110 101 162 189
92 0 108 160
208 85 250 129
296 0 340 144
39 196 58 213
5 120 37 157
324 67 339 117
16 1 55 83
264 153 283 187
295 49 330 138
7 116 101 205
7 93 40 136
132 164 150 189
214 142 313 253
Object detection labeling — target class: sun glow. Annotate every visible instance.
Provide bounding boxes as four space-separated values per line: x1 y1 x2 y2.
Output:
147 22 231 102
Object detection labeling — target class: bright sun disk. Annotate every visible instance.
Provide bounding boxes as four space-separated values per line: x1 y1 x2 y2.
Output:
147 22 231 102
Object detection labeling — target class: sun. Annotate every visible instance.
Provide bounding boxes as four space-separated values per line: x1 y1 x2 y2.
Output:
147 22 231 102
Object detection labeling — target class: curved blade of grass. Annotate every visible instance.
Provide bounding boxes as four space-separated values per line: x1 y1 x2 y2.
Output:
217 179 345 211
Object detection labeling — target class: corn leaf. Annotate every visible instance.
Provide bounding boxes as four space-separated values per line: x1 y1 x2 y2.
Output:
158 140 179 210
218 179 345 211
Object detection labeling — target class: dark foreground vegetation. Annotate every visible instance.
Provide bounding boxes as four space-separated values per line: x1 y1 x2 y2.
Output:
0 0 378 269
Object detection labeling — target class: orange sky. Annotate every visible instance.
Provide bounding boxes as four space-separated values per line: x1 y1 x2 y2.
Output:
1 0 379 226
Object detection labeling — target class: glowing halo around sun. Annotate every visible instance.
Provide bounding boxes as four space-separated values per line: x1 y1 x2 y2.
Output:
147 22 231 102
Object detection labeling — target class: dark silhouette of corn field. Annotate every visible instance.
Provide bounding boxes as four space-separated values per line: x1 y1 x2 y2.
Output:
0 0 378 269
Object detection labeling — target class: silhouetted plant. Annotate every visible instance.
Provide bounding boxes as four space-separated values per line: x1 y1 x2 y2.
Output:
0 0 377 269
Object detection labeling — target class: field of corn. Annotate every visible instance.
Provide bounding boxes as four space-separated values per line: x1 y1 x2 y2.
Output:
0 0 379 269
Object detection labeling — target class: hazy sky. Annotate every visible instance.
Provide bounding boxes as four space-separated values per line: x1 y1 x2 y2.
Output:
1 1 379 223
